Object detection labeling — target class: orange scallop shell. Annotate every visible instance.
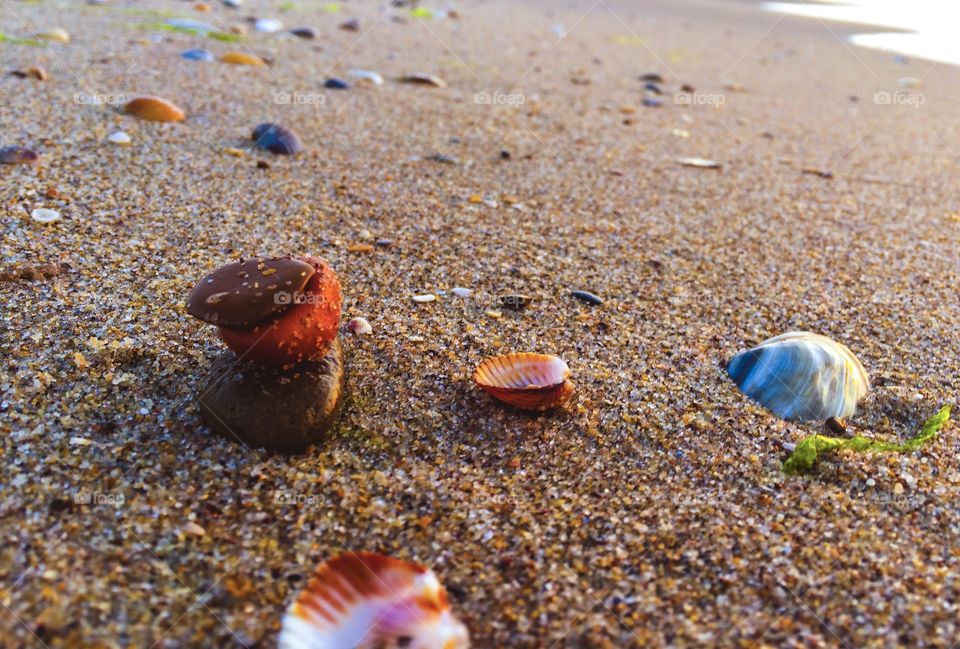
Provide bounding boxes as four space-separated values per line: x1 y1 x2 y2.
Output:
279 552 470 649
473 352 574 411
123 96 185 122
221 51 266 66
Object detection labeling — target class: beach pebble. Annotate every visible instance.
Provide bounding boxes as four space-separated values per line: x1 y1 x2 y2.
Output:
340 17 361 31
399 73 447 88
642 97 662 108
181 48 215 61
324 77 349 89
643 82 661 94
0 146 40 165
254 18 283 33
571 290 602 305
252 123 303 154
451 287 472 297
31 208 61 224
107 131 131 145
640 72 664 83
346 317 372 335
197 340 345 453
223 0 241 7
413 293 436 303
348 69 383 85
290 26 317 39
35 28 69 43
375 238 393 247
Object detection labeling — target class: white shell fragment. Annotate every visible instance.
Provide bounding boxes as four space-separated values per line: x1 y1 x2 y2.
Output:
348 69 384 86
254 18 283 33
727 331 870 422
108 131 131 145
31 208 61 224
413 293 436 303
451 287 472 297
346 317 372 335
678 157 720 169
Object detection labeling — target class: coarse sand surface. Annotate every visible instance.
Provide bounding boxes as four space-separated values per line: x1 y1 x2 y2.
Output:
2 0 960 646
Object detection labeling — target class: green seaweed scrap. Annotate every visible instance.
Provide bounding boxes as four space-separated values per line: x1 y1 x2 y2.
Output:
0 32 44 46
783 405 952 475
136 22 243 42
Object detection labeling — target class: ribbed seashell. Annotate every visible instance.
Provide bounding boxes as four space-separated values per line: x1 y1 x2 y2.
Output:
221 51 265 66
252 123 303 154
279 552 470 649
473 352 574 411
123 96 185 122
727 331 870 422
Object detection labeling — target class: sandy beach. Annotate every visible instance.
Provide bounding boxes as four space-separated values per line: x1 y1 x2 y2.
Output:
2 0 960 646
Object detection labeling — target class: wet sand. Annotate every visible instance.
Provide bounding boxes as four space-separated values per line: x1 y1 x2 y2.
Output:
2 0 960 646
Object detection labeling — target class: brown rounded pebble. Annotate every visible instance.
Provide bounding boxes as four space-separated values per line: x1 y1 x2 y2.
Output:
186 257 316 326
197 338 345 452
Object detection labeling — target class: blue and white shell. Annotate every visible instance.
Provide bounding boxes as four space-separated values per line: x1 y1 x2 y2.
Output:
727 332 870 422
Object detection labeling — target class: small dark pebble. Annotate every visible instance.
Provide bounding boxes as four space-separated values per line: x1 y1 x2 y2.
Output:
375 239 393 247
340 17 360 31
426 153 458 165
643 82 661 94
500 150 511 160
252 123 304 155
640 72 664 83
289 26 317 39
257 160 271 169
0 145 40 165
324 77 349 89
680 83 695 93
825 417 848 436
642 97 662 108
571 290 603 306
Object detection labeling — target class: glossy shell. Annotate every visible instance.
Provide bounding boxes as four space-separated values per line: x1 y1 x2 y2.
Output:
279 552 470 649
123 96 185 122
473 353 574 411
252 123 303 154
727 331 870 422
221 51 265 66
217 256 341 366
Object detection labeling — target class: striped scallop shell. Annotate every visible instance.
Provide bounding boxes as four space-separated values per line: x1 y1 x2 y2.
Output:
473 353 574 411
727 331 870 422
279 552 469 649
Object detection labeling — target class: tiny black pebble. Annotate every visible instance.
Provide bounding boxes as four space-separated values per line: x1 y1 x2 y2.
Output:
571 290 603 306
324 77 349 89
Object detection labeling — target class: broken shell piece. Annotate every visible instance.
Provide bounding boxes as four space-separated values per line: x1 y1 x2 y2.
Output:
473 352 574 411
107 131 131 145
252 123 303 154
348 69 384 85
31 208 61 224
399 73 447 88
346 317 372 335
279 552 470 649
10 66 48 80
35 28 70 43
727 331 870 422
221 51 265 66
678 157 720 169
0 146 40 165
123 96 185 122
